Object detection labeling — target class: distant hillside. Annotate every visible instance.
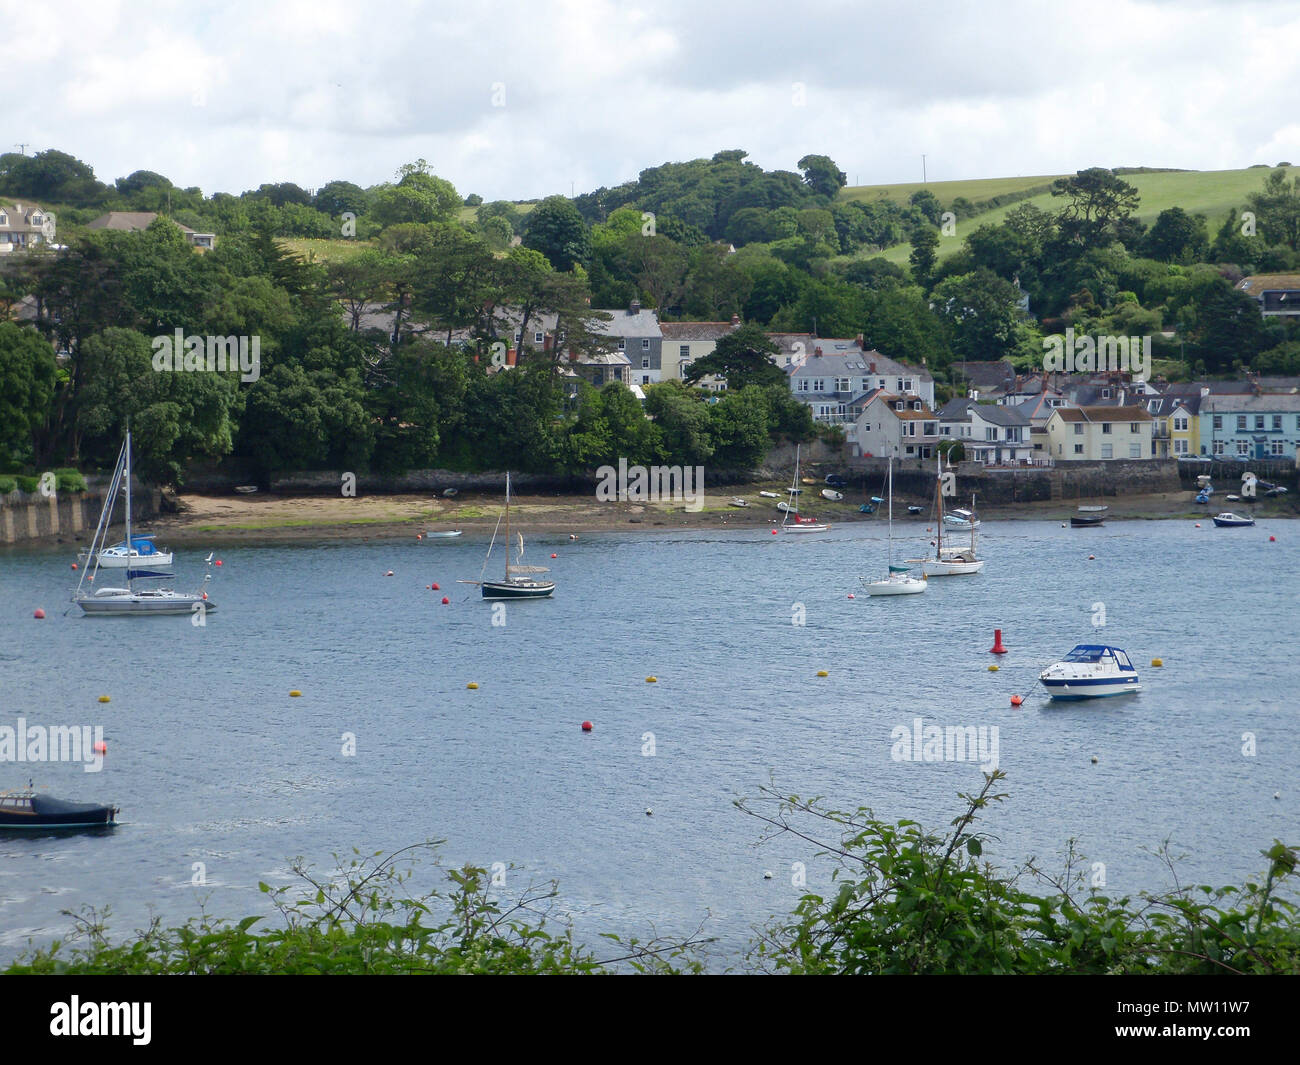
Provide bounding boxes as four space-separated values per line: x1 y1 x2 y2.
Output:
842 166 1278 266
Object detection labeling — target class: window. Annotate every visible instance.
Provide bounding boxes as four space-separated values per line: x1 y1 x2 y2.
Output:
1101 444 1113 459
797 380 809 392
535 331 544 344
812 379 825 392
860 379 870 392
1271 440 1285 455
1273 415 1283 430
1101 423 1112 434
895 401 904 411
642 375 650 385
1174 416 1188 431
1255 415 1265 430
986 427 998 441
1174 439 1189 455
896 379 903 391
1236 415 1247 431
1237 441 1249 456
1213 441 1225 455
679 345 690 358
1130 422 1140 433
1213 415 1223 430
1101 388 1111 398
923 422 936 436
913 401 922 411
1129 443 1141 458
1074 443 1084 455
1074 424 1084 435
903 379 913 392
836 378 851 392
941 425 950 436
642 338 650 351
514 331 522 343
641 357 649 369
618 339 625 350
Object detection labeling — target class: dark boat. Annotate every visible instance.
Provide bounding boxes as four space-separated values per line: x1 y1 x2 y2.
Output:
1070 514 1105 527
0 787 118 829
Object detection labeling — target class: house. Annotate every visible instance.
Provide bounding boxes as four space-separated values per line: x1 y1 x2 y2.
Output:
851 392 940 460
936 398 1034 464
658 318 739 390
1201 392 1300 460
592 299 662 386
951 360 1016 402
0 202 56 253
1237 274 1300 317
86 211 217 250
1045 406 1155 461
572 351 632 388
1008 392 1072 459
786 341 935 430
1141 390 1203 458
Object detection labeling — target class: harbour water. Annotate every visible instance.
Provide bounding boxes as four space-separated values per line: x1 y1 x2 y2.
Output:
0 518 1296 968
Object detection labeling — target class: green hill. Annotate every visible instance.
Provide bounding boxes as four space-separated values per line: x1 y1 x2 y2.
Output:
842 166 1277 266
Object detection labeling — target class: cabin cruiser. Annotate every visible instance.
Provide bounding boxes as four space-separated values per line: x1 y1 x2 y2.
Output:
1212 512 1255 527
1039 645 1141 699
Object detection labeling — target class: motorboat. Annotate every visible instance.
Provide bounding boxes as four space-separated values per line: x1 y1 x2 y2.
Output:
821 489 843 501
0 786 118 830
1039 645 1141 699
944 508 980 530
1212 512 1255 527
79 534 173 569
423 530 463 539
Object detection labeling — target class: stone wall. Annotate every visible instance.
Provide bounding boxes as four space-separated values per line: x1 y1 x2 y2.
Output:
0 478 160 546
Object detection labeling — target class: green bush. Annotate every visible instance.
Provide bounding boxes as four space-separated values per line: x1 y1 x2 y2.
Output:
0 476 16 494
54 469 87 493
15 475 39 494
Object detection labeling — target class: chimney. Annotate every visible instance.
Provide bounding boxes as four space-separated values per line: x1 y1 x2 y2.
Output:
854 333 864 347
869 361 875 373
814 347 823 358
729 313 739 326
1200 386 1210 399
629 298 640 315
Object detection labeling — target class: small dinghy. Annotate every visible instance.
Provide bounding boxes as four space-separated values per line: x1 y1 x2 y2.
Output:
424 530 464 539
1039 644 1140 699
776 501 796 513
1071 512 1105 527
821 489 843 501
0 786 118 829
442 488 459 498
906 505 923 515
728 497 749 508
759 491 781 499
234 485 258 495
1212 512 1255 527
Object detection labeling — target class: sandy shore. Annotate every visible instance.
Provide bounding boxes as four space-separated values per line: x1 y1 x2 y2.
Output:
134 482 1296 545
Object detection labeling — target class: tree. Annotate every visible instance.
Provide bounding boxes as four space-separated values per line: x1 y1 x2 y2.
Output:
370 170 461 229
1141 207 1209 263
245 182 314 208
933 269 1035 362
1050 168 1140 249
522 196 590 271
797 155 847 199
683 323 785 390
0 323 57 466
909 223 940 287
314 180 369 219
1246 167 1300 251
1 149 108 206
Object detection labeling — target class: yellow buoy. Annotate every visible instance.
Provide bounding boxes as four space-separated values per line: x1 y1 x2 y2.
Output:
816 670 829 677
98 695 111 703
467 682 479 690
1151 658 1163 667
988 665 999 672
289 690 302 697
645 676 657 683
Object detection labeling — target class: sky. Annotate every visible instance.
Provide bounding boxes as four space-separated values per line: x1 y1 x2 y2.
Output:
7 0 1299 201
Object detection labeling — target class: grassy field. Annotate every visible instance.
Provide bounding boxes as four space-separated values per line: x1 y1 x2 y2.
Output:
846 166 1278 267
278 237 378 264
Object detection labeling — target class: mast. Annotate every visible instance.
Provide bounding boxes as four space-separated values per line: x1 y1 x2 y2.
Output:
886 454 893 568
504 472 511 578
934 451 944 557
124 430 133 593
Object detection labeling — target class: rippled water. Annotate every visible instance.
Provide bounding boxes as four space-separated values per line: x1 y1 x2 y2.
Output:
1 517 1296 968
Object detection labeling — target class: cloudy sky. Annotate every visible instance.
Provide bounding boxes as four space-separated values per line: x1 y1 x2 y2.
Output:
8 0 1299 200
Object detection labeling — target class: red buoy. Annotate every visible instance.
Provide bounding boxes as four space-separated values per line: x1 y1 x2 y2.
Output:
215 560 223 566
33 608 45 619
847 593 855 599
432 582 440 590
1010 695 1023 707
70 563 77 570
1270 535 1276 542
441 596 449 604
771 529 778 535
581 721 593 732
551 553 557 558
990 628 1007 654
93 741 107 754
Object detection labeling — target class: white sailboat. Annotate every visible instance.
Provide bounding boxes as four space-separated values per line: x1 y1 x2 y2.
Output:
780 444 829 534
862 455 926 596
458 472 554 599
909 456 985 576
72 432 215 616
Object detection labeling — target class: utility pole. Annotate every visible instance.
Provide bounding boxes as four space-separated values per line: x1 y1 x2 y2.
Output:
922 155 927 184
14 143 29 154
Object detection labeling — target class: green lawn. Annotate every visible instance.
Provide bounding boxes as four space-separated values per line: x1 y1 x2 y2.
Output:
278 237 378 263
839 166 1279 266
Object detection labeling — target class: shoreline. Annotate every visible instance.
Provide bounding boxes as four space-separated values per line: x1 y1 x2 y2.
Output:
59 485 1298 546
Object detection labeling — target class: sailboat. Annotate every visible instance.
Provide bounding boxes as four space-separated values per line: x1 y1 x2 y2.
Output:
72 432 215 616
908 457 985 576
861 455 926 596
459 472 554 599
780 444 829 534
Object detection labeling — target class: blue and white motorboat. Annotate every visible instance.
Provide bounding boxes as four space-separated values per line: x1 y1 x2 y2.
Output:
1039 645 1141 699
1212 512 1255 527
944 507 981 530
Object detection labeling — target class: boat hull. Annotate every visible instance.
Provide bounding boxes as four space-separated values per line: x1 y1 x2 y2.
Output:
862 576 927 596
781 523 829 533
77 593 215 616
1040 677 1141 699
1070 516 1105 527
0 799 118 829
481 580 554 600
919 557 985 576
1212 515 1255 527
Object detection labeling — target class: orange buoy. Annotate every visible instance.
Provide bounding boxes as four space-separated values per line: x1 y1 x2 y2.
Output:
990 628 1007 654
33 608 45 619
441 596 449 604
847 593 855 599
93 741 107 754
1010 695 1023 707
1195 523 1201 528
201 592 208 600
70 563 77 570
581 721 593 731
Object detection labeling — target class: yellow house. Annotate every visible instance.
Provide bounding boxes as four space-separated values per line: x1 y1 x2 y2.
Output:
1045 405 1155 460
658 319 738 390
1141 393 1202 458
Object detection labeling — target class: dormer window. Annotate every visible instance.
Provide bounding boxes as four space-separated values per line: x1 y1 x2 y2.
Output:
913 401 921 411
895 401 904 411
1101 388 1111 398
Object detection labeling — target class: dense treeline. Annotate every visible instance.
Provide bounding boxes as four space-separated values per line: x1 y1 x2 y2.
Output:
2 149 1299 483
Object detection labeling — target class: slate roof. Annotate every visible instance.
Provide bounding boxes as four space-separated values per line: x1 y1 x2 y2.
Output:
591 306 661 339
86 211 201 235
660 321 738 342
1237 274 1300 297
1203 393 1300 412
